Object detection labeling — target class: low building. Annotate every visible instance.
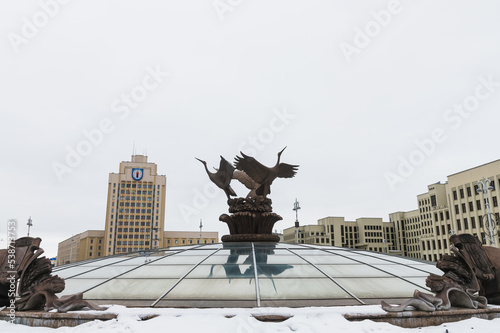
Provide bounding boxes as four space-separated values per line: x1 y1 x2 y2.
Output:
162 231 218 247
283 217 402 255
56 230 104 266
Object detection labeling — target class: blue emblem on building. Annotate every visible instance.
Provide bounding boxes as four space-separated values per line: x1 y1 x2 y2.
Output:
132 168 143 181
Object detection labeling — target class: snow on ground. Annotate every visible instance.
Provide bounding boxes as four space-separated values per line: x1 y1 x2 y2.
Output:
1 305 500 333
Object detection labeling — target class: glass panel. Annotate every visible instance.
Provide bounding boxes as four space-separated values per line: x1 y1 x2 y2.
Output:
203 252 254 265
171 249 217 256
259 278 352 299
186 264 253 279
73 265 139 279
405 277 431 289
121 265 194 278
258 264 323 278
371 264 441 277
319 264 393 278
336 277 423 298
78 257 133 267
164 278 256 300
265 255 308 265
54 266 102 279
145 254 205 264
337 254 395 265
59 278 108 296
304 255 357 265
84 278 179 299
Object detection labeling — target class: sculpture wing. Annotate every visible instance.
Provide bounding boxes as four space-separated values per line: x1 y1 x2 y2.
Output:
277 163 299 178
233 170 259 190
234 152 269 184
215 156 235 186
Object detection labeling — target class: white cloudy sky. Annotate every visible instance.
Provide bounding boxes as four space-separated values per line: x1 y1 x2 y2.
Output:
1 0 500 257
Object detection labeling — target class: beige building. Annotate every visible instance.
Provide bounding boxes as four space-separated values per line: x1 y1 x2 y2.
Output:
104 155 167 255
56 230 104 266
283 217 402 255
284 160 500 261
162 231 218 247
390 159 500 261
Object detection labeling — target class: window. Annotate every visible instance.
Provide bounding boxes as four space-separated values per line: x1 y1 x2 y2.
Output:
455 205 460 214
477 200 482 210
430 195 437 207
464 218 468 230
453 190 458 200
459 188 464 199
471 216 476 229
493 196 498 207
467 187 472 197
457 219 462 230
461 203 466 213
469 201 474 212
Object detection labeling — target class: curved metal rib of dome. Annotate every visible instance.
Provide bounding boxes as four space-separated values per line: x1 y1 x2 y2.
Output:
52 243 442 308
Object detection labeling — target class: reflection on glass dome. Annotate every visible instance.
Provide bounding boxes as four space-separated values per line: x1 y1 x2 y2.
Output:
208 243 294 294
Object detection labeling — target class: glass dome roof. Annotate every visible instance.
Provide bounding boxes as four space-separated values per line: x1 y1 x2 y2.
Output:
53 242 442 308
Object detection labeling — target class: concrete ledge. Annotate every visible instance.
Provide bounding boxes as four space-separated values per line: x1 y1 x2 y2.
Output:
344 307 500 328
0 309 117 328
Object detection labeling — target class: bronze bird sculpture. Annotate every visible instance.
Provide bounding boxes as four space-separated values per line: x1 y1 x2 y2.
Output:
196 156 237 199
234 147 298 197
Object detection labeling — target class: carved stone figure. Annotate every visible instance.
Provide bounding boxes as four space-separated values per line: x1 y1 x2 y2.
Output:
382 233 500 312
0 237 105 312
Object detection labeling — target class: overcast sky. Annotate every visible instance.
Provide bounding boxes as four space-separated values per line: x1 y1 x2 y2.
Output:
1 1 500 257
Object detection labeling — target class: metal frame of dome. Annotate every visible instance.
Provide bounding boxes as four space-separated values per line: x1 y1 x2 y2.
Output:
52 242 442 308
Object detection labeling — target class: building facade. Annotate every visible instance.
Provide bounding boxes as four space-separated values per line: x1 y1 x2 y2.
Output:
283 217 402 255
56 230 104 266
390 159 500 262
162 231 218 247
104 155 167 255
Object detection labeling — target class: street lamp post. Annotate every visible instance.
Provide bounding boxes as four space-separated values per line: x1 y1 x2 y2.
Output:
199 219 203 244
477 177 495 246
293 199 301 244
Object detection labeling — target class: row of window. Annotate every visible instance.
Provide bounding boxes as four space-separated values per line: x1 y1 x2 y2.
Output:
117 234 151 239
453 181 497 200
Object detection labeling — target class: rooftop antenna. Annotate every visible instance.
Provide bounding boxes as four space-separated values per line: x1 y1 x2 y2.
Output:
27 216 33 237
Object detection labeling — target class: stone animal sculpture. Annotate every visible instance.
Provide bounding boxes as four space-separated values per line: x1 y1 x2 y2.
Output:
196 156 236 199
382 233 500 312
234 147 298 197
0 237 105 312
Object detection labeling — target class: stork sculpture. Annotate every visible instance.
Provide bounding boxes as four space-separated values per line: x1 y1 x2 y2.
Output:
196 156 236 199
195 148 298 242
234 147 298 197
